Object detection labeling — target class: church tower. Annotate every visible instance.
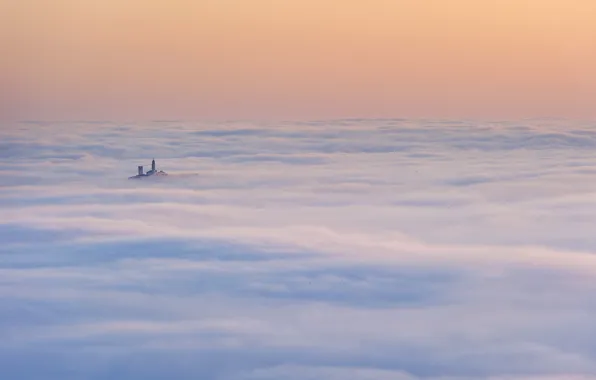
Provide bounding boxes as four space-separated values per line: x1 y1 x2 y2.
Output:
152 159 156 172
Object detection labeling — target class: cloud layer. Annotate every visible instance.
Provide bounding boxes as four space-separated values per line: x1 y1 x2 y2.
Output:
2 119 596 379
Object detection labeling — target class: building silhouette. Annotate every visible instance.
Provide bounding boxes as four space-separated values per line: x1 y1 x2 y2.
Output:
129 158 167 179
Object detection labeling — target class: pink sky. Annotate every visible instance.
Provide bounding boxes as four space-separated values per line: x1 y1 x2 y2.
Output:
3 0 596 121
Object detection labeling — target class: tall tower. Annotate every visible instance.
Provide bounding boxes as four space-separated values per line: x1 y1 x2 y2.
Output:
152 159 156 171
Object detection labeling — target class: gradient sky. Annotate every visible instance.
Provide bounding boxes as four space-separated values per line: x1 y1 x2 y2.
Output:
3 0 596 120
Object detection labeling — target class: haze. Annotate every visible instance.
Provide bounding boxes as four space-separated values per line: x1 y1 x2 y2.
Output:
3 0 596 120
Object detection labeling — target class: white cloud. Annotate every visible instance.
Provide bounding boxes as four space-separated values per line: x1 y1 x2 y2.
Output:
2 119 596 379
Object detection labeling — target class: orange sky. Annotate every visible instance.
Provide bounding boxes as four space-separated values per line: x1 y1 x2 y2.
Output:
3 0 596 120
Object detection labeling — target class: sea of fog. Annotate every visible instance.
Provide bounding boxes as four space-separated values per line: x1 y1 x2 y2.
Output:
2 119 596 379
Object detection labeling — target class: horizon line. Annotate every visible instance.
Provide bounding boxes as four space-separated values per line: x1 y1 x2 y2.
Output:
13 116 588 125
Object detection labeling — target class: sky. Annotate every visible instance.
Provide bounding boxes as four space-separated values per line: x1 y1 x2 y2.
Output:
3 0 596 120
3 118 596 378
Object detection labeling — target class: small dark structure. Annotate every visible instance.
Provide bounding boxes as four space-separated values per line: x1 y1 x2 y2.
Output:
129 158 168 179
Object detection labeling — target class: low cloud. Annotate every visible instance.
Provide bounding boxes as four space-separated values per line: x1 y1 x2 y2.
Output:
2 119 596 379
